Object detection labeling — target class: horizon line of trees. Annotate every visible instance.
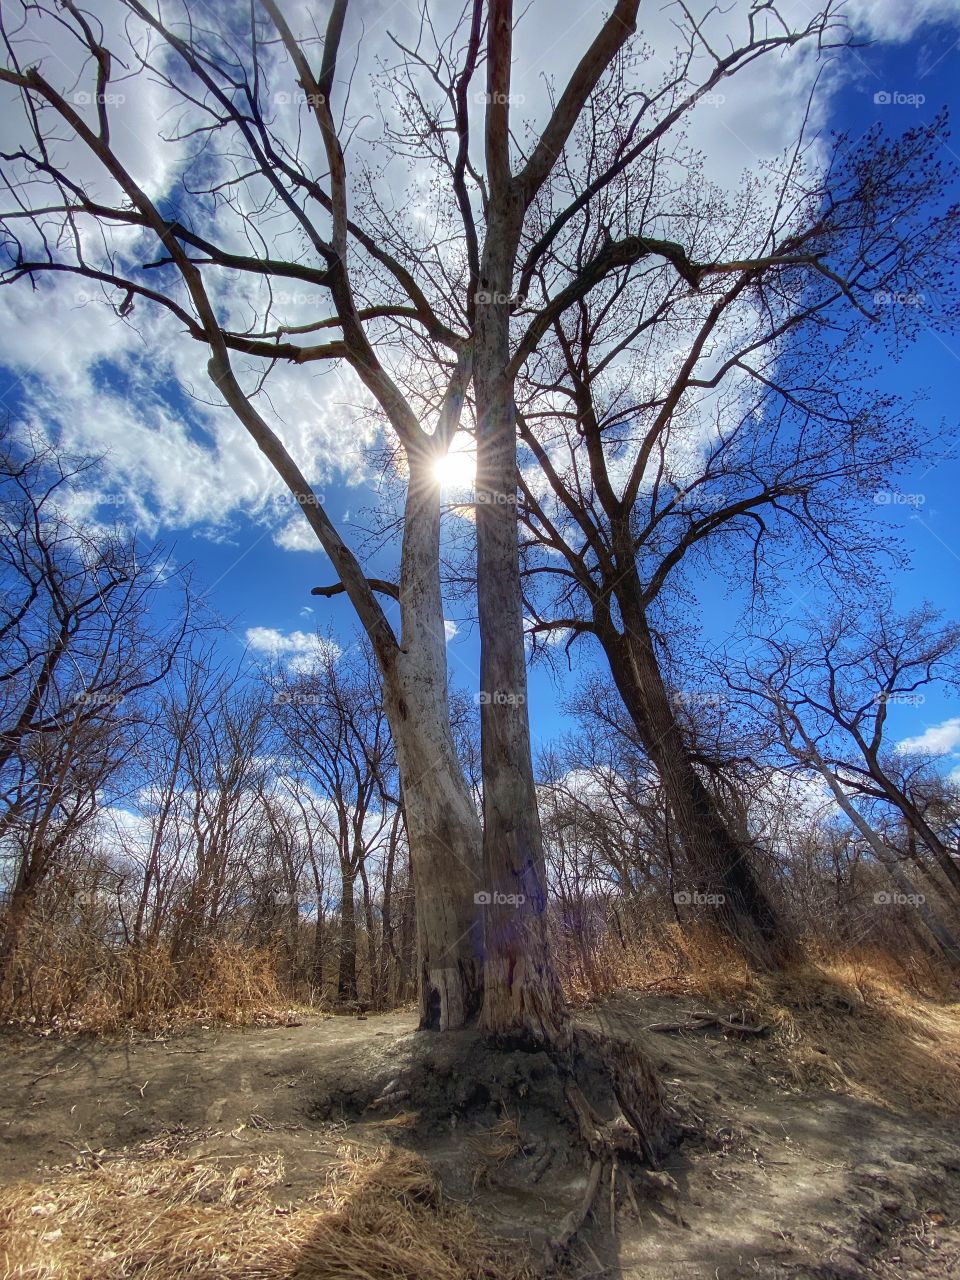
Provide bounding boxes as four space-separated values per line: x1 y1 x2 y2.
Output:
1 426 958 1024
1 0 959 1049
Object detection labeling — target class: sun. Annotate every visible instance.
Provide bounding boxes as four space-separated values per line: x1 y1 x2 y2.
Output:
433 436 477 491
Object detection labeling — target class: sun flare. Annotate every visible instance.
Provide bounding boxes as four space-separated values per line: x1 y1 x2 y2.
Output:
433 438 477 491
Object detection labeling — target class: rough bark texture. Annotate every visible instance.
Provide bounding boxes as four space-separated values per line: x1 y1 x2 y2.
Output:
474 202 568 1044
0 876 37 1003
382 459 484 1030
602 593 793 969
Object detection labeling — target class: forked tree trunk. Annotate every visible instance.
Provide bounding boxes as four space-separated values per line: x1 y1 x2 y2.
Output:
601 596 793 968
473 210 568 1044
380 458 484 1029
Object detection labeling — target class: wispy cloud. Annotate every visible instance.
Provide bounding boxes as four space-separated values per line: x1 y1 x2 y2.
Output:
897 716 960 756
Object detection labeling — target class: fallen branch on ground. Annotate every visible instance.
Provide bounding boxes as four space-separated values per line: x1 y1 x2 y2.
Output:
646 1010 769 1036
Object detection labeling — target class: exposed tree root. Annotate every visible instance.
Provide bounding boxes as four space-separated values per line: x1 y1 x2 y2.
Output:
533 1026 673 1269
324 1020 678 1275
542 1157 604 1271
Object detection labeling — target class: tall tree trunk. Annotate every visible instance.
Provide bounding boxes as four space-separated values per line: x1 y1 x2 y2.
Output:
397 874 416 1005
358 860 379 1009
473 205 567 1043
380 458 484 1029
379 807 401 1007
337 862 358 1004
311 915 325 998
600 598 793 968
0 850 44 1003
216 340 482 1028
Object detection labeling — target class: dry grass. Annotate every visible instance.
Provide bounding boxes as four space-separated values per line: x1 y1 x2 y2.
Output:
747 957 960 1116
0 1143 534 1280
555 919 960 1117
556 920 757 1005
2 938 314 1036
371 1111 421 1130
8 910 960 1124
466 1116 524 1164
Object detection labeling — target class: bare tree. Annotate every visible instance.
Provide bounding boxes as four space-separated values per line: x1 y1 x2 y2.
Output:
268 639 396 1008
0 0 854 1042
512 103 956 964
167 671 271 960
0 426 191 989
726 606 960 965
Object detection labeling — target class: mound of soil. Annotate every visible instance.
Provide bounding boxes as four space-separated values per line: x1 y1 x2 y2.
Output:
1 990 958 1278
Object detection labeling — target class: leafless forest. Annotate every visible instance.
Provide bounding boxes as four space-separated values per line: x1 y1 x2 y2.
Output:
1 1 960 1277
3 428 960 1031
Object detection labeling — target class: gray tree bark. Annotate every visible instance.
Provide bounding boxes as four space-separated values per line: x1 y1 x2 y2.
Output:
383 455 485 1028
474 199 568 1042
601 597 793 968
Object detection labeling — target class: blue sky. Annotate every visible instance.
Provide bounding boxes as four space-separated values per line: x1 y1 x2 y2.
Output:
2 2 960 767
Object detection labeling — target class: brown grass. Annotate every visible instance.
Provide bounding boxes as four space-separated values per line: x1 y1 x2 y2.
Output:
556 920 757 1005
7 911 960 1123
2 938 315 1036
555 919 960 1116
749 958 960 1116
0 1143 534 1280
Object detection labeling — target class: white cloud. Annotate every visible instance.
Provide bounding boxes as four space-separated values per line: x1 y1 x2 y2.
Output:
274 516 329 554
897 716 960 756
5 0 960 558
245 627 341 673
0 273 374 547
846 0 960 40
443 619 459 643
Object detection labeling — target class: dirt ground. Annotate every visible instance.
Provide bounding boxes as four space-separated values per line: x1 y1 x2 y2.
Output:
1 989 959 1279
